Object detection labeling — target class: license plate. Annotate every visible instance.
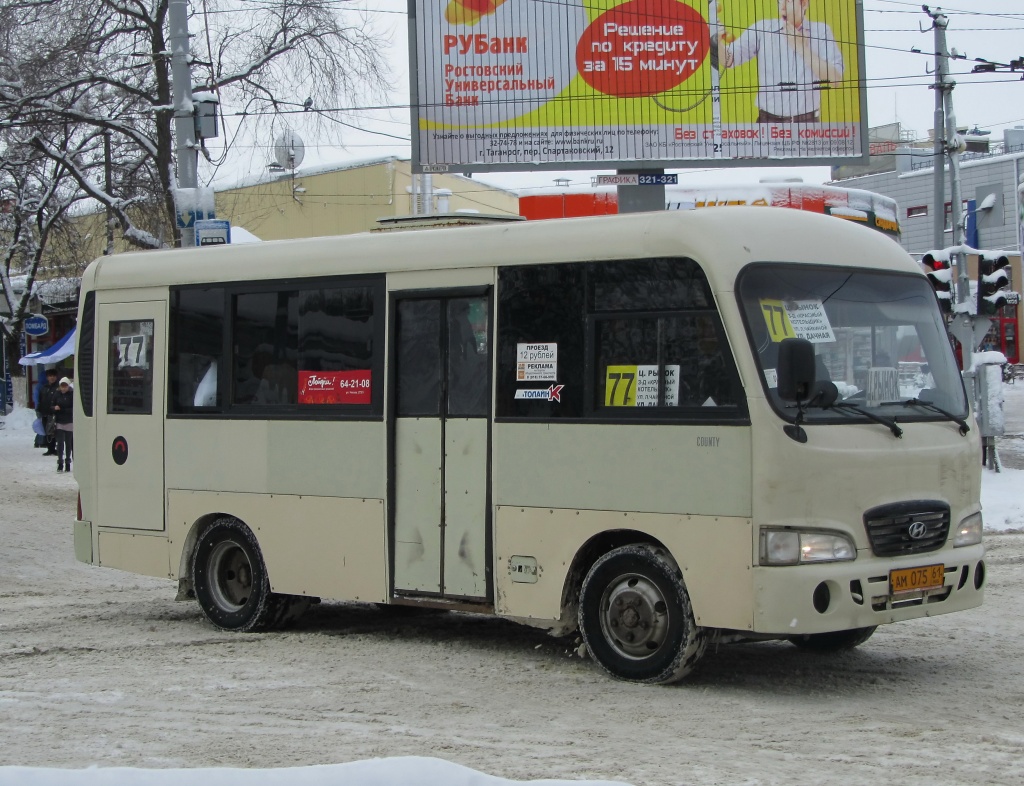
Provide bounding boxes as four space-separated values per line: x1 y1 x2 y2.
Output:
890 564 945 594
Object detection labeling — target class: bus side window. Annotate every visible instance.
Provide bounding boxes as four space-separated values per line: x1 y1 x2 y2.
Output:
589 259 742 415
233 291 297 406
169 287 225 412
496 263 585 419
497 258 744 420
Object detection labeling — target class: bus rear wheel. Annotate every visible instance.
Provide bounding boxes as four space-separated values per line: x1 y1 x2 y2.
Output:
192 517 305 632
789 626 877 652
578 544 707 684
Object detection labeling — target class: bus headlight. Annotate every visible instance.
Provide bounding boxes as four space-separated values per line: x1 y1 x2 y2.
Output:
953 513 983 547
759 528 856 566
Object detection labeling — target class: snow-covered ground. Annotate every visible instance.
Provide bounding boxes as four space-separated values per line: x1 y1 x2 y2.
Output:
0 390 1022 786
0 758 629 786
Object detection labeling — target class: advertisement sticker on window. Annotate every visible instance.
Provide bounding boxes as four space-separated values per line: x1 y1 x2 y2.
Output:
513 384 564 402
516 342 558 381
298 370 372 405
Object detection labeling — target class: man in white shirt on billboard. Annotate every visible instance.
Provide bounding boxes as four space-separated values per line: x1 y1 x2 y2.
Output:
718 0 844 123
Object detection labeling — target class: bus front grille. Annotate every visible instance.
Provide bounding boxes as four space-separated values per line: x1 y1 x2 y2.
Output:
863 502 950 557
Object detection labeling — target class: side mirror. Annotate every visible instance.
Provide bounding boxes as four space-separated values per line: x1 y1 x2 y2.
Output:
777 338 817 402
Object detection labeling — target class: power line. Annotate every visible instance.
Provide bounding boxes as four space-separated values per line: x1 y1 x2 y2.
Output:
867 0 1024 21
868 26 1024 32
2 67 1017 134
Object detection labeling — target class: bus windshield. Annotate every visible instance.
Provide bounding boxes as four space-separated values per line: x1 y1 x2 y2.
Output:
737 264 968 423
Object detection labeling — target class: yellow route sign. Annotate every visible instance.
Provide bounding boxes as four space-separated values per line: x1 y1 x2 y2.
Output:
759 299 796 343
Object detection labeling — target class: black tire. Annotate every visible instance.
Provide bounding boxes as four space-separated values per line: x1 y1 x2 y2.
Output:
789 626 877 652
192 516 294 632
578 544 707 684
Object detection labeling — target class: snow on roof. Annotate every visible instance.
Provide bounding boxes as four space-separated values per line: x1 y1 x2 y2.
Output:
919 244 1017 262
8 275 80 305
230 227 261 244
828 207 870 220
215 157 517 198
218 156 406 192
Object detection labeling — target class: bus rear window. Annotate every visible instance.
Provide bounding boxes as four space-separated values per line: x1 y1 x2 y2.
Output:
108 320 154 415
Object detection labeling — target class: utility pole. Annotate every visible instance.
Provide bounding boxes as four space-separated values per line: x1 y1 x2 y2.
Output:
943 78 985 402
929 7 947 250
926 9 974 362
168 0 198 247
942 79 968 307
924 6 993 440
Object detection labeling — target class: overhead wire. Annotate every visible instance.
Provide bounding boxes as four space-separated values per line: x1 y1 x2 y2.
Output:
866 0 1024 21
8 0 1024 183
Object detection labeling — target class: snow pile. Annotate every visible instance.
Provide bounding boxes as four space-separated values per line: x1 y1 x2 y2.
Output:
0 757 632 786
0 403 39 432
981 468 1024 532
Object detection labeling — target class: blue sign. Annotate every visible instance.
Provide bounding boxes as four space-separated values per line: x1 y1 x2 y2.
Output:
3 351 11 410
195 219 231 247
638 174 679 186
24 314 49 336
177 208 216 229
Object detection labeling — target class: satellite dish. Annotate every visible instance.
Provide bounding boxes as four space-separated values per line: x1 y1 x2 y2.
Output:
274 130 305 170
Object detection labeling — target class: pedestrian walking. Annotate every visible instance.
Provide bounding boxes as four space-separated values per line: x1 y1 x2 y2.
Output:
52 377 74 473
32 371 49 448
37 368 60 455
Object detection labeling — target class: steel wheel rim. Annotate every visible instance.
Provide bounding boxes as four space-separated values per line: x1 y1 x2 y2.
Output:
207 540 254 611
598 572 670 660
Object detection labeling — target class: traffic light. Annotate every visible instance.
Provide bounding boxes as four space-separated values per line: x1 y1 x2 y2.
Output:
977 255 1013 316
922 253 952 313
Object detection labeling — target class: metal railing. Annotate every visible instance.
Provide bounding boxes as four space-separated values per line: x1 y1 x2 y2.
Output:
909 142 1024 172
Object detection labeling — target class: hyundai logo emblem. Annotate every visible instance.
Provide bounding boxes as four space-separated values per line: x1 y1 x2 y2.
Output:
908 521 928 540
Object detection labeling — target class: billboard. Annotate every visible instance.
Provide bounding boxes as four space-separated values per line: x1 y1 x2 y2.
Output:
830 121 904 180
410 0 867 172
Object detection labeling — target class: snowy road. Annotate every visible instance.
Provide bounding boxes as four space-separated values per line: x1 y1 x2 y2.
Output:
1 408 1023 785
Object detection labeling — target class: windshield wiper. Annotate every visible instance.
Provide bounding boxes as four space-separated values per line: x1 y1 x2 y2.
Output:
825 401 904 438
800 382 904 438
900 398 970 436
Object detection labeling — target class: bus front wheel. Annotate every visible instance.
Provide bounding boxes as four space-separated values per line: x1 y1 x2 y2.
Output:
578 544 707 684
192 517 298 632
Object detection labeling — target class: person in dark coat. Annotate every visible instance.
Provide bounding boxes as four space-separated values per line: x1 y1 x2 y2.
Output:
37 368 60 455
32 371 49 448
51 377 74 472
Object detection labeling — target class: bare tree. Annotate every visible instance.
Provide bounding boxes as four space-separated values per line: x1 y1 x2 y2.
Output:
0 132 90 374
1 0 389 250
0 0 387 369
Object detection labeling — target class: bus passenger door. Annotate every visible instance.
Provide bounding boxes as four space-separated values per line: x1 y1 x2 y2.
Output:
95 302 166 531
391 292 491 601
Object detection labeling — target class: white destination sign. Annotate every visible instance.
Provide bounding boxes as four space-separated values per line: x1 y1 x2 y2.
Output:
785 300 836 344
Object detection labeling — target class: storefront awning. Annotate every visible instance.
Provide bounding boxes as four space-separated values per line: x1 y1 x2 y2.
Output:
19 327 76 366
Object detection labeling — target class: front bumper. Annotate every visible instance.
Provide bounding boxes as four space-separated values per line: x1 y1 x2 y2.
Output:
751 543 986 635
